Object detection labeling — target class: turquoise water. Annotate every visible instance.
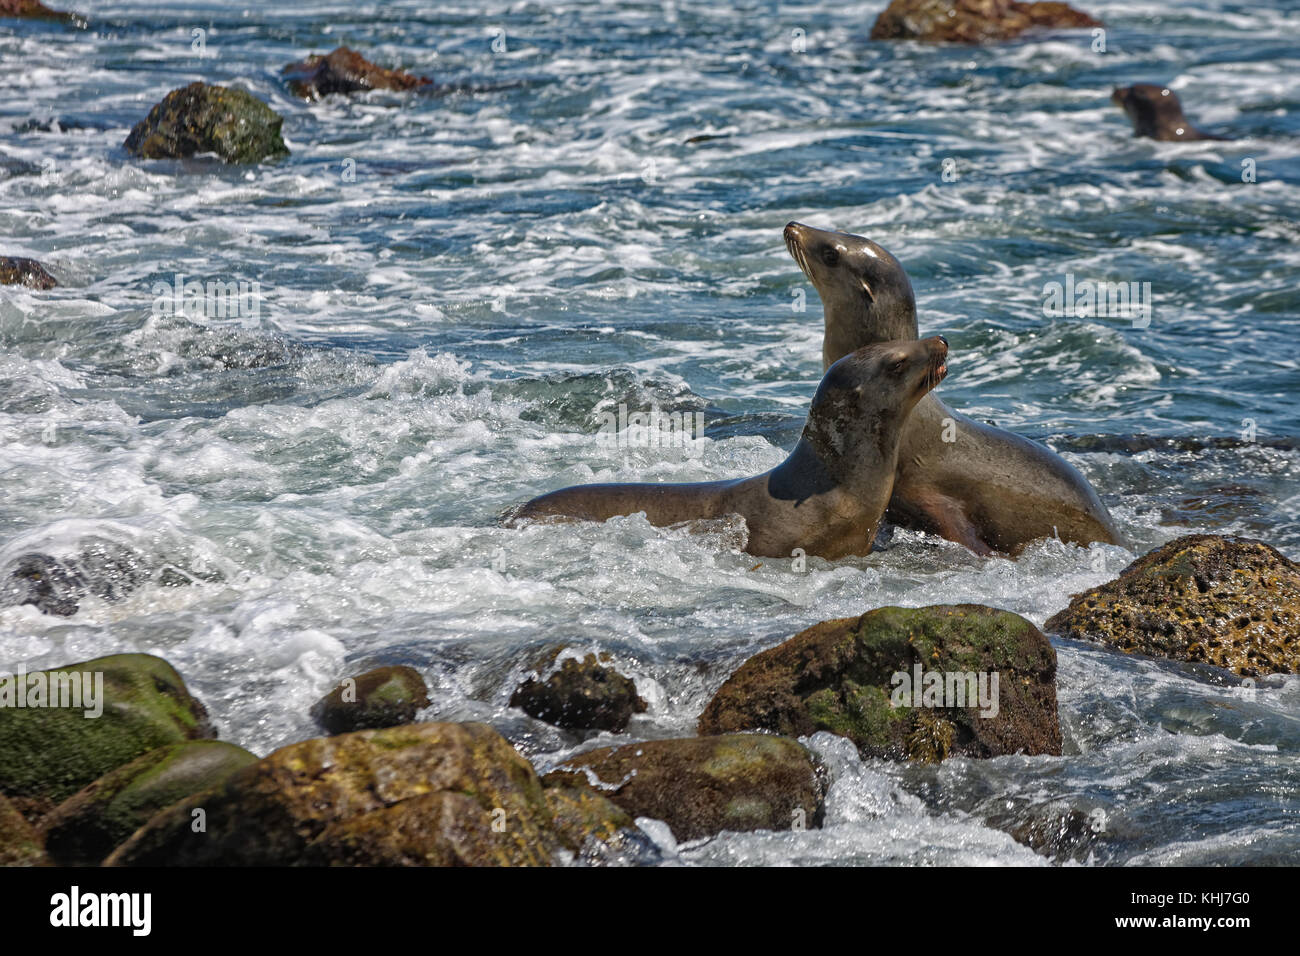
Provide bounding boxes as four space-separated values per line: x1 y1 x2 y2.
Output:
2 0 1299 864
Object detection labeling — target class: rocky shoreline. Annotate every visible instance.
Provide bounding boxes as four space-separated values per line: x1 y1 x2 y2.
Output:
2 532 1292 867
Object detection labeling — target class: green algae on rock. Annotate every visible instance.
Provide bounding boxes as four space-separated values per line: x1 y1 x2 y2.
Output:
0 654 215 819
698 605 1061 763
0 794 48 867
545 734 824 842
510 650 647 733
123 82 289 164
41 740 257 865
310 665 430 735
0 256 56 289
1044 534 1300 677
106 721 635 866
870 0 1099 44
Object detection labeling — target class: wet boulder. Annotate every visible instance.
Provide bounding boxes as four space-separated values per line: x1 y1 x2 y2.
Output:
510 650 647 733
0 0 81 23
698 605 1061 763
0 256 56 289
870 0 1099 44
106 722 637 867
124 82 289 164
41 741 256 865
0 794 47 867
0 654 215 818
1045 534 1300 677
310 665 431 735
283 46 432 99
545 734 824 842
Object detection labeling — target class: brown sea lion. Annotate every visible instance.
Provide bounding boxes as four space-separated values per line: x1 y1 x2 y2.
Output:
506 337 950 560
784 221 1123 556
1111 84 1228 142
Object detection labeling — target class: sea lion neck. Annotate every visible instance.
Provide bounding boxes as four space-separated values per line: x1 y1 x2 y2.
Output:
821 297 919 371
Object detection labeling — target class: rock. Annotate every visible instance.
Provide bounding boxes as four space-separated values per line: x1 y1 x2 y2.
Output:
40 741 256 865
106 722 635 867
0 0 82 24
123 82 289 164
1045 534 1300 677
282 46 432 100
510 650 647 733
0 654 215 819
545 734 824 842
0 794 47 867
698 605 1062 762
0 256 56 289
310 665 430 735
869 0 1099 44
0 546 152 617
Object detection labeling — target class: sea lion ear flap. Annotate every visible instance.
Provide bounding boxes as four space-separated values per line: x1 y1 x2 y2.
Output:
859 276 875 303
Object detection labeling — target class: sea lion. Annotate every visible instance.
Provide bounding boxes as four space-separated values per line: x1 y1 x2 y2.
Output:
506 337 950 560
1111 84 1228 142
784 221 1123 556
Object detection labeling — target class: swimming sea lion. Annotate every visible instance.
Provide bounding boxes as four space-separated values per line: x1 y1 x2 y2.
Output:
507 337 950 560
784 221 1123 556
1111 84 1228 142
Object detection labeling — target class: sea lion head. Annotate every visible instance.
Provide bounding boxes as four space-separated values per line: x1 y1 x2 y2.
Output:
1111 84 1200 141
784 222 918 363
804 336 948 469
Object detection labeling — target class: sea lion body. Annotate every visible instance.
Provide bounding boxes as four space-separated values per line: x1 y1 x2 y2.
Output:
508 338 950 560
785 221 1122 556
1111 84 1227 142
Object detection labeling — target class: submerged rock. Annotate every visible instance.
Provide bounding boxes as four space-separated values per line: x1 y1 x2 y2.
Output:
510 649 647 733
698 605 1061 762
107 722 637 867
0 654 215 818
870 0 1099 44
311 665 431 734
124 83 289 164
1045 534 1300 676
0 547 148 617
41 741 256 865
0 256 56 289
0 794 47 867
545 734 824 842
283 46 432 99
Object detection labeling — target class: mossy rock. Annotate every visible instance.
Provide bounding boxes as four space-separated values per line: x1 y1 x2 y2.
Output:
0 794 47 867
282 46 432 99
698 605 1061 762
106 722 634 867
545 734 824 842
0 654 215 818
41 741 256 865
0 256 56 289
1045 534 1300 677
310 665 430 735
510 651 646 733
870 0 1099 43
124 82 289 164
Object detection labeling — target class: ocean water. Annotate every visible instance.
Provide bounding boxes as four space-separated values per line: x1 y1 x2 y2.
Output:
2 0 1299 865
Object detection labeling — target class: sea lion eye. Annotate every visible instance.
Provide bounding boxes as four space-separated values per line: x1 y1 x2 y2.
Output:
890 356 906 373
820 246 839 268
